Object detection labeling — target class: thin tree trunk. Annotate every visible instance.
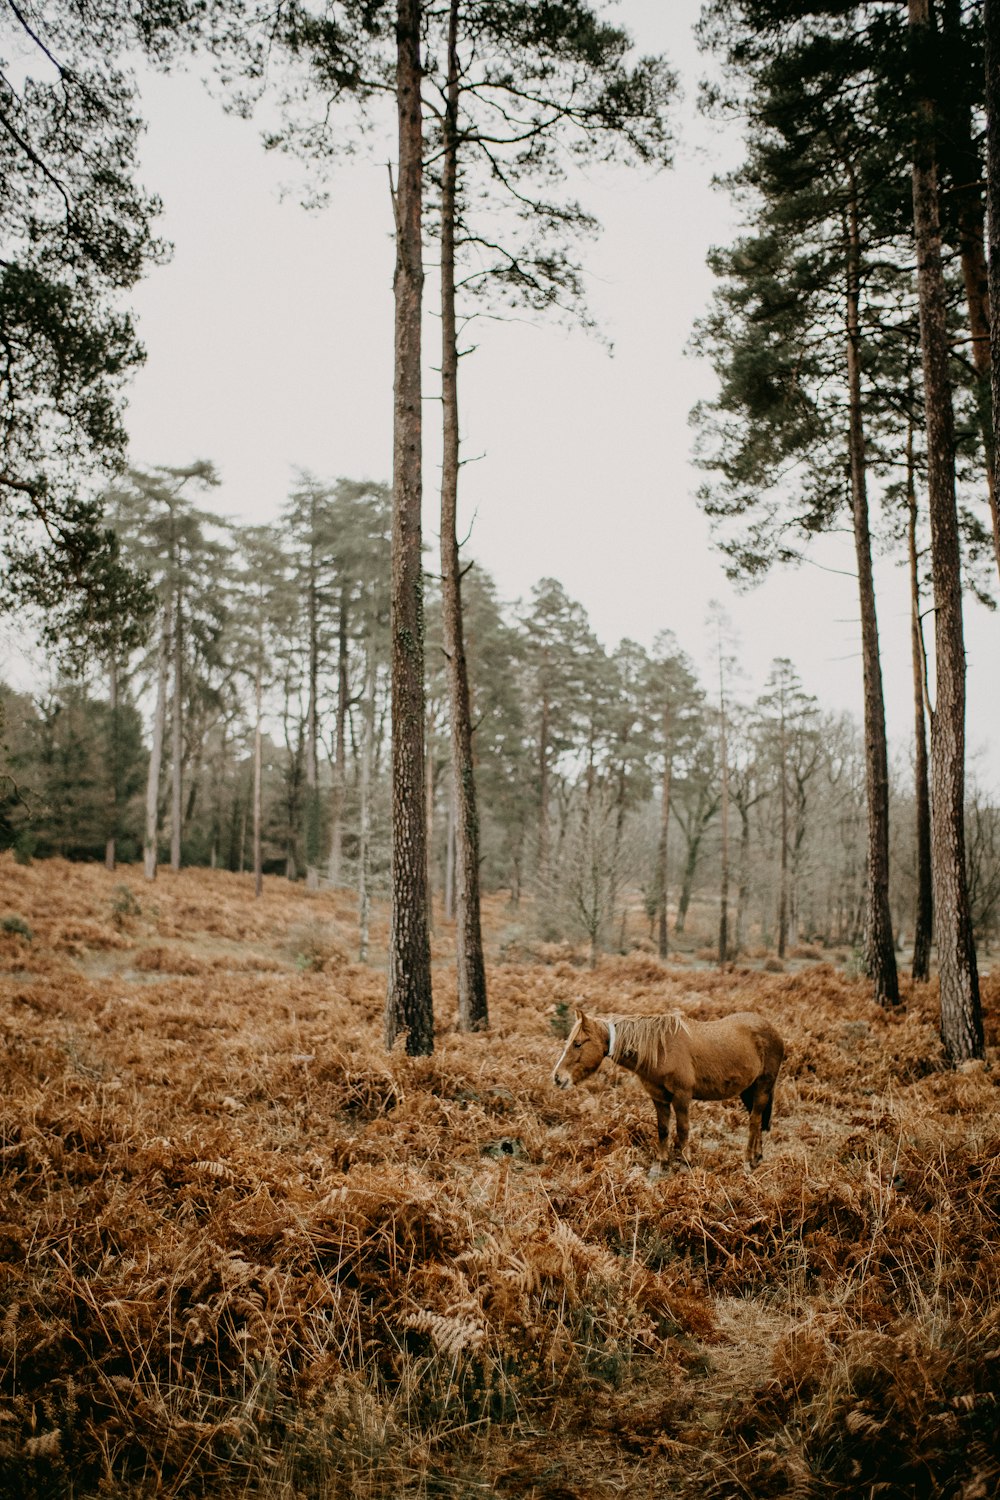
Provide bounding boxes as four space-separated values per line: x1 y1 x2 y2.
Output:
170 578 183 871
717 650 730 966
254 650 263 900
105 656 118 872
609 760 628 950
675 824 702 935
327 592 349 884
940 0 1000 582
907 429 933 981
358 641 377 964
910 0 984 1061
144 600 171 882
440 13 489 1018
988 0 1000 521
777 698 789 959
385 0 434 1055
425 720 436 929
845 174 899 1005
305 519 320 891
735 797 751 954
656 711 672 960
537 684 550 885
444 787 456 922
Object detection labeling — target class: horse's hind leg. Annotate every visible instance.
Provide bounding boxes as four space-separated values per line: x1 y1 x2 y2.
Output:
745 1076 775 1167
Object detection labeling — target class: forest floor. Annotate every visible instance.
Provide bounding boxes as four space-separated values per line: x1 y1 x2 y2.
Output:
0 856 998 1499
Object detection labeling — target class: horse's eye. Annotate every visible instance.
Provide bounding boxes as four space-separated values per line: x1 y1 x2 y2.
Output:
572 1041 582 1050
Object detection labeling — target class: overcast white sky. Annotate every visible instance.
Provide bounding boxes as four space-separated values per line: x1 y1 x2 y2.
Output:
113 0 998 779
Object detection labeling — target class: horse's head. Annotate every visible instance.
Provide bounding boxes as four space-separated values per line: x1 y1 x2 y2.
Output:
553 1007 610 1089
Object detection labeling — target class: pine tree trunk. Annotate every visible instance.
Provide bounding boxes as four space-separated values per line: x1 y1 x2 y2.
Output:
358 640 377 964
537 685 550 886
675 829 701 935
305 524 320 891
444 787 455 922
717 660 730 966
845 175 899 1005
254 651 263 900
385 0 434 1056
609 761 628 950
105 657 118 872
170 579 183 871
777 702 789 959
735 798 751 954
144 601 171 882
987 0 1000 567
656 711 672 960
908 433 933 981
910 0 984 1061
327 593 349 884
439 0 487 1029
425 721 436 929
940 0 1000 582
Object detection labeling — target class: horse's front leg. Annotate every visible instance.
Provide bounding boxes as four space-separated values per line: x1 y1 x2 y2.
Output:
671 1092 692 1168
647 1098 673 1182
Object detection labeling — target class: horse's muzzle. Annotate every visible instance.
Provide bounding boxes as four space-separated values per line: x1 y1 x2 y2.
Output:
553 1072 570 1089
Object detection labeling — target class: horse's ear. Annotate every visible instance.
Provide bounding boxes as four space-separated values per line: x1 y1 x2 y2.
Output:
573 1005 586 1022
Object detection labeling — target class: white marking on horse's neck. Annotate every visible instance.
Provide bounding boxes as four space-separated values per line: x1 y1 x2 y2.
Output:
604 1018 617 1062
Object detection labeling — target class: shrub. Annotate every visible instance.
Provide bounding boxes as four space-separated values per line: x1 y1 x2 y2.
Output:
1 914 32 940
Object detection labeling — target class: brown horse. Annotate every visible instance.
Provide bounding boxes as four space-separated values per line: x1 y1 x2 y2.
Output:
552 1006 785 1178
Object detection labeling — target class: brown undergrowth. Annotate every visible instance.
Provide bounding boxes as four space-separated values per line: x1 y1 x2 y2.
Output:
0 857 998 1498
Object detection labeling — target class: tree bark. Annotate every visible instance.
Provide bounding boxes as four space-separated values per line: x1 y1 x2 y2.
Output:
144 600 171 882
425 714 436 928
537 680 550 885
987 0 1000 572
907 430 933 981
940 0 1000 582
327 591 349 884
439 0 488 1029
305 509 321 890
845 173 899 1005
656 704 672 960
358 638 377 964
675 812 709 936
735 795 751 954
170 572 183 871
717 650 730 966
253 647 263 900
444 786 456 922
385 0 434 1055
910 0 984 1061
105 656 118 872
777 697 789 959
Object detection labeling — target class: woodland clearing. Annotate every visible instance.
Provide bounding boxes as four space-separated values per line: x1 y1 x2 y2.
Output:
0 856 997 1499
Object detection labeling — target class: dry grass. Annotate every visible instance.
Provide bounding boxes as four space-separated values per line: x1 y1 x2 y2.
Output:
1 857 998 1498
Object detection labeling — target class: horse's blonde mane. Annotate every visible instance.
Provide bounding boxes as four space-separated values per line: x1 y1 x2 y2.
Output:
606 1010 690 1072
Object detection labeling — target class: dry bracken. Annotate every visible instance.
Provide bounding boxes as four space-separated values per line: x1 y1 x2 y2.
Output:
0 855 997 1500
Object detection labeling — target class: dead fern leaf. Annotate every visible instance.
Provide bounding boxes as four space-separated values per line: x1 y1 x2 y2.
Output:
191 1160 235 1182
403 1309 484 1357
25 1429 61 1458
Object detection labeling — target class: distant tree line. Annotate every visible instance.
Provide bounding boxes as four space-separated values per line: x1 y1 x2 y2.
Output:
3 464 999 968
